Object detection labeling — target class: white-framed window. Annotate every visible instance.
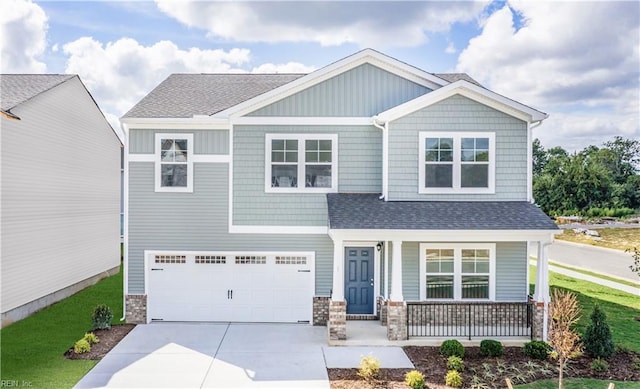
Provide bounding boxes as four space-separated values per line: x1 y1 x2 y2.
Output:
418 132 495 194
155 133 193 192
419 243 496 301
265 134 338 193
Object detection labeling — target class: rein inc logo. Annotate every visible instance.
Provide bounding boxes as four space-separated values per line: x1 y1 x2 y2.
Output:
0 381 32 387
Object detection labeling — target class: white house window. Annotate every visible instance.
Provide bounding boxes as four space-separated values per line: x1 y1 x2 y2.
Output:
265 134 337 193
155 133 193 192
420 243 496 301
419 132 495 194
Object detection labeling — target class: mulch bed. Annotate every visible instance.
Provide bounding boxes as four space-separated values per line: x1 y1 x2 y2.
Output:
329 346 640 388
64 324 136 360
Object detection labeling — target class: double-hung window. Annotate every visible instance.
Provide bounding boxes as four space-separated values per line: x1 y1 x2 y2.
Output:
419 132 495 194
265 134 337 193
420 243 495 300
155 133 193 192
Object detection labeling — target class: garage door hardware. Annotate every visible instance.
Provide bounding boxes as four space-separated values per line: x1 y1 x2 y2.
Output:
151 268 164 271
227 289 233 299
298 269 311 272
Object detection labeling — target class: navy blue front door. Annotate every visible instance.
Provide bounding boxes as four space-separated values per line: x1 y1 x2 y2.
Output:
345 247 374 314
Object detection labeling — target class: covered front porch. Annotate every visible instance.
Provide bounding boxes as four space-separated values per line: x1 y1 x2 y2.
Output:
325 194 560 342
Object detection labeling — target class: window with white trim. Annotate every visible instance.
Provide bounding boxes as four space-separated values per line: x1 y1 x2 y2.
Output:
419 132 495 194
420 243 496 300
155 133 193 192
265 134 337 193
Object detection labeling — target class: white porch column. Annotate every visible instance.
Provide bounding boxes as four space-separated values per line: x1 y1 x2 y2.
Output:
331 239 344 301
532 241 551 303
384 240 389 299
390 240 403 301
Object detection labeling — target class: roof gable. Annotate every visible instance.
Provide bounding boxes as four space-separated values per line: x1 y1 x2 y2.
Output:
214 48 451 118
376 80 548 123
1 74 75 114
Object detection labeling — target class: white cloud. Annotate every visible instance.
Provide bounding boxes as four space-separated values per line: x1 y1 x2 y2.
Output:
456 1 640 151
251 62 316 74
155 1 489 48
62 37 251 116
445 42 456 55
0 0 48 73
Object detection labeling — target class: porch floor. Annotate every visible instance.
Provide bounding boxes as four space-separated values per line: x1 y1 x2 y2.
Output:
328 320 531 347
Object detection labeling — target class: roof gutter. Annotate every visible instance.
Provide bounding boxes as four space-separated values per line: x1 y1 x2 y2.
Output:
372 115 388 201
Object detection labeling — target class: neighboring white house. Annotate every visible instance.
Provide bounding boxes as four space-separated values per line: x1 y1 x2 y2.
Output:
1 74 122 327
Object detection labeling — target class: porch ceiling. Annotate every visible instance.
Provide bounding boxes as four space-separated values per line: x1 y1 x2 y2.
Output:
326 194 559 231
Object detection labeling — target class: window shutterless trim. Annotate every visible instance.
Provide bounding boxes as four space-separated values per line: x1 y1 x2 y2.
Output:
264 133 338 193
419 243 496 301
418 132 495 194
155 133 194 192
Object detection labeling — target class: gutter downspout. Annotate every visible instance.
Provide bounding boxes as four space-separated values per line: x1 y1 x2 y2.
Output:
372 116 388 200
120 122 129 322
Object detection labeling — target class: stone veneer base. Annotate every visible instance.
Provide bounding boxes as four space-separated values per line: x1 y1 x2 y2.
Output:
125 295 147 324
386 300 407 340
328 300 347 340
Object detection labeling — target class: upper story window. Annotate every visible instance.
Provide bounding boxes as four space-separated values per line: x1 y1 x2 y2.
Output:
155 133 193 192
265 134 338 193
419 132 495 194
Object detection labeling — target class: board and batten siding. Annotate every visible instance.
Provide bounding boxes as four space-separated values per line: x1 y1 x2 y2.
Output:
390 241 527 302
127 162 334 295
1 76 121 315
248 63 430 117
388 95 529 201
233 125 381 226
129 129 229 155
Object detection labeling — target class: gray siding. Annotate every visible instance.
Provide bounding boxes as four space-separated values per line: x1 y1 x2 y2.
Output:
388 95 528 201
1 77 121 314
129 129 229 154
248 64 430 117
495 242 528 301
128 162 333 295
402 242 420 301
233 125 381 226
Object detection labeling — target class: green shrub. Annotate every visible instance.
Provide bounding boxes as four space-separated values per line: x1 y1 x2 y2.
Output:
446 355 464 371
590 357 609 373
440 339 465 358
92 304 113 330
632 357 640 371
445 370 463 388
404 370 426 389
83 332 99 344
523 340 551 360
480 339 504 357
73 339 91 354
583 305 614 359
357 355 380 382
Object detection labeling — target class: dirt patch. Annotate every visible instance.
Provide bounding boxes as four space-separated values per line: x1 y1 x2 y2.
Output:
329 346 640 388
65 324 135 360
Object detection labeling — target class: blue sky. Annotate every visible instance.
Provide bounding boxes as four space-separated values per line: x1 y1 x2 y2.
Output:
2 0 639 151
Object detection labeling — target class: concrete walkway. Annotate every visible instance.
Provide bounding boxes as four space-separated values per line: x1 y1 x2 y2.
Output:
74 322 413 389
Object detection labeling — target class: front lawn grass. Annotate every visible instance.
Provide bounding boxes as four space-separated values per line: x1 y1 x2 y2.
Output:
516 378 640 388
1 265 123 388
530 266 640 353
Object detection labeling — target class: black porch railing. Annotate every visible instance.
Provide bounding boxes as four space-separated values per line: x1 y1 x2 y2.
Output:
406 301 533 340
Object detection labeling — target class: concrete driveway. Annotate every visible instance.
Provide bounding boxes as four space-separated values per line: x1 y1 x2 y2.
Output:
74 323 330 388
74 322 414 388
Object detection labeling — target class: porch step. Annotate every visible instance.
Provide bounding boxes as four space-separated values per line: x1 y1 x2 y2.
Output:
347 314 378 321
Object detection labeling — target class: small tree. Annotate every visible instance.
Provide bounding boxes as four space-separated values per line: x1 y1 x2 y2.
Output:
583 305 614 359
548 289 582 389
628 247 640 280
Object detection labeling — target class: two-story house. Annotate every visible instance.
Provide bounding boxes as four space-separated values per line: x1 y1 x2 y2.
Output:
121 49 559 341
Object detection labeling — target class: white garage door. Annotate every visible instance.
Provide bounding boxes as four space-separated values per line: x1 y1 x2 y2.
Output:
146 251 314 323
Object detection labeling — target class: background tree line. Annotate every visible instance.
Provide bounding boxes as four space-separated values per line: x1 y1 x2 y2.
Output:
533 136 640 217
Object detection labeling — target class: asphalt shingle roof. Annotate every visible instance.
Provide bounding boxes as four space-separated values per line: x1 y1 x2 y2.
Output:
1 74 75 112
327 193 558 230
123 73 305 118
